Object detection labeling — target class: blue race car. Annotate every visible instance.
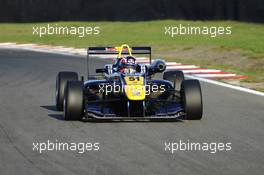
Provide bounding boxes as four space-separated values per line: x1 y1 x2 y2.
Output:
55 45 203 121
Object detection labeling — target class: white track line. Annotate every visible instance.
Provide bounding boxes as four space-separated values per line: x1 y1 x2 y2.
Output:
165 62 181 65
182 69 221 73
194 74 237 78
136 57 150 60
0 42 16 46
186 75 264 96
166 65 198 69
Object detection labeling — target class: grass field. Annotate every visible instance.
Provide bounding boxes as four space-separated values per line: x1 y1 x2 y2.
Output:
0 20 263 90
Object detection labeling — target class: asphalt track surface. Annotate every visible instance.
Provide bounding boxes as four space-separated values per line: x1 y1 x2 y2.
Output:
0 49 263 175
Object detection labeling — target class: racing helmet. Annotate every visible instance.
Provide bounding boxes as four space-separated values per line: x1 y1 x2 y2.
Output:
126 56 136 65
122 56 136 74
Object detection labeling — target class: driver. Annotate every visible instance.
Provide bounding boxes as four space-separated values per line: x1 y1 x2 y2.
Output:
126 56 136 65
119 56 137 73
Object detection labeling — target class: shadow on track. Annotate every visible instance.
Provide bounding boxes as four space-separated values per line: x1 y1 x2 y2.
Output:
40 105 65 120
40 105 57 112
48 114 64 120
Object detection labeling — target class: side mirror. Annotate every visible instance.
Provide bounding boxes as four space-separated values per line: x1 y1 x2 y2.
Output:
96 68 106 73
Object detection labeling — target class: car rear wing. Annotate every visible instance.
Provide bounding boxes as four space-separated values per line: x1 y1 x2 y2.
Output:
86 45 151 78
87 45 151 58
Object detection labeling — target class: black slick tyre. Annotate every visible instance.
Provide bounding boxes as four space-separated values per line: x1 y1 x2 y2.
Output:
56 72 78 111
181 80 203 120
64 81 84 121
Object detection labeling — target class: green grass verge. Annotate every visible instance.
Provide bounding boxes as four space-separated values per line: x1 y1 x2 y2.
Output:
0 20 263 90
0 20 263 52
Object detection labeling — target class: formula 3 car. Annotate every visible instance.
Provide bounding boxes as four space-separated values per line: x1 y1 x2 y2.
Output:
55 44 203 121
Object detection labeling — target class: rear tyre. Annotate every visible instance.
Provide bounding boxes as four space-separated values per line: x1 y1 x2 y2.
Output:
64 81 84 121
56 72 78 111
163 70 184 91
181 80 203 120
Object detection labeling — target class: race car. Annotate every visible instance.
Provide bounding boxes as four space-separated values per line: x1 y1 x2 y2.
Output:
55 44 203 121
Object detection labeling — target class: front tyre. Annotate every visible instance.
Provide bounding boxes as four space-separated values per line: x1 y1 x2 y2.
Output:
181 80 203 120
64 81 84 121
56 72 78 111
